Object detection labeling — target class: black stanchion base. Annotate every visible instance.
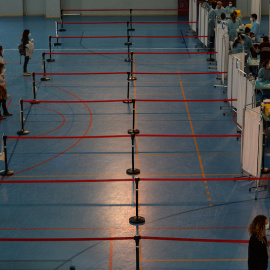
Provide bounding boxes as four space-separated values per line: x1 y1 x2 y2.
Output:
59 29 66 32
54 43 62 46
129 28 135 31
40 77 50 81
125 42 133 46
125 58 132 62
47 59 55 62
207 57 215 62
129 216 145 225
128 129 140 134
126 168 140 175
128 76 137 81
0 170 14 176
17 130 30 135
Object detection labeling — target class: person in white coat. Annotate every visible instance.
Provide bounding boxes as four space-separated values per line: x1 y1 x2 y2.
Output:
21 29 34 76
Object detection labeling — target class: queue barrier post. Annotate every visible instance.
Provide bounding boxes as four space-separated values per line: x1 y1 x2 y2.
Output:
59 10 66 32
0 135 14 176
41 52 50 81
47 36 55 62
125 40 131 62
129 9 135 31
129 178 145 225
125 35 133 47
123 81 133 103
128 99 140 134
128 52 137 81
17 99 29 135
134 235 141 270
126 132 140 175
54 22 62 46
31 72 39 104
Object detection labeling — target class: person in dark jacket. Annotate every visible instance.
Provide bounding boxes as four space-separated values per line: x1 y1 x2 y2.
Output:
248 215 269 270
21 29 34 76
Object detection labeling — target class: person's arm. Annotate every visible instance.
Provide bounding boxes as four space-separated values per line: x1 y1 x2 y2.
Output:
258 68 265 80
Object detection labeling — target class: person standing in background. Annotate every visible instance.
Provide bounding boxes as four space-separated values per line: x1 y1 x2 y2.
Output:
21 29 34 76
225 1 236 15
215 1 225 20
248 215 269 270
251 13 261 43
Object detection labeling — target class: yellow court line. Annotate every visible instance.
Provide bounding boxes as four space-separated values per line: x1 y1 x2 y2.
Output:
178 75 205 178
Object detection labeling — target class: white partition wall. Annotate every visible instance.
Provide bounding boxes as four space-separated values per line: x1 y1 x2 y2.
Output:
251 0 261 23
241 107 263 178
216 24 228 76
198 4 208 47
221 33 229 84
227 53 245 108
189 0 197 32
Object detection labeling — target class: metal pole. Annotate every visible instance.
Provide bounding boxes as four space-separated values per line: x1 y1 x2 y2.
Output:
129 52 137 81
128 99 139 134
126 132 140 175
59 9 66 32
123 81 132 103
0 135 14 176
134 235 140 270
125 40 131 62
129 178 145 224
17 99 29 135
32 72 36 100
41 53 50 81
54 22 62 46
47 36 55 62
129 9 135 31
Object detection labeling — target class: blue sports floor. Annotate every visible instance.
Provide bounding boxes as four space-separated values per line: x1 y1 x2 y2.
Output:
0 14 269 270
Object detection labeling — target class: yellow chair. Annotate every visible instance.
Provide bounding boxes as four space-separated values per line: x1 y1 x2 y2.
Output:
235 10 241 17
246 23 252 29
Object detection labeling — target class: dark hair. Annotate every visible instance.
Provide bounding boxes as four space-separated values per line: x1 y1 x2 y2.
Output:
21 29 30 42
233 11 238 16
249 215 267 241
0 46 3 58
211 2 217 9
230 12 236 23
233 34 245 48
221 13 226 20
263 59 270 68
251 13 257 20
0 63 4 73
245 27 251 34
263 36 269 42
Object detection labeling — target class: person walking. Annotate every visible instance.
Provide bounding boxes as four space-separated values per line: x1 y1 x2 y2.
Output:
248 215 269 270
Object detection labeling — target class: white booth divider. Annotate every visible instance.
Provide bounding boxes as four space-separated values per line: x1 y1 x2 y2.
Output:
236 71 255 128
215 24 229 84
251 0 261 24
241 106 263 178
189 0 197 32
198 4 208 47
227 52 245 108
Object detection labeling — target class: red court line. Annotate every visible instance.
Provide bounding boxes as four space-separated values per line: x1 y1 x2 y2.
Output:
7 134 240 140
23 100 132 104
34 72 226 76
44 52 215 55
0 177 264 184
0 237 134 242
141 236 249 244
58 22 196 25
50 35 205 38
23 99 235 104
62 9 189 11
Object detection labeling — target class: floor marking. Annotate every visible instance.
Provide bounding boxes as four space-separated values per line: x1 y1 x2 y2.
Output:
141 259 248 262
9 173 241 178
109 228 114 270
178 73 214 206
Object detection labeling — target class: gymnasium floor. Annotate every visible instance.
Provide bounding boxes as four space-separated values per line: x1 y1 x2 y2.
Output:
0 14 269 270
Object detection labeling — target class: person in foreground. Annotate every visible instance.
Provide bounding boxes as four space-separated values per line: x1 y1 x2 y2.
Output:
248 215 269 270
